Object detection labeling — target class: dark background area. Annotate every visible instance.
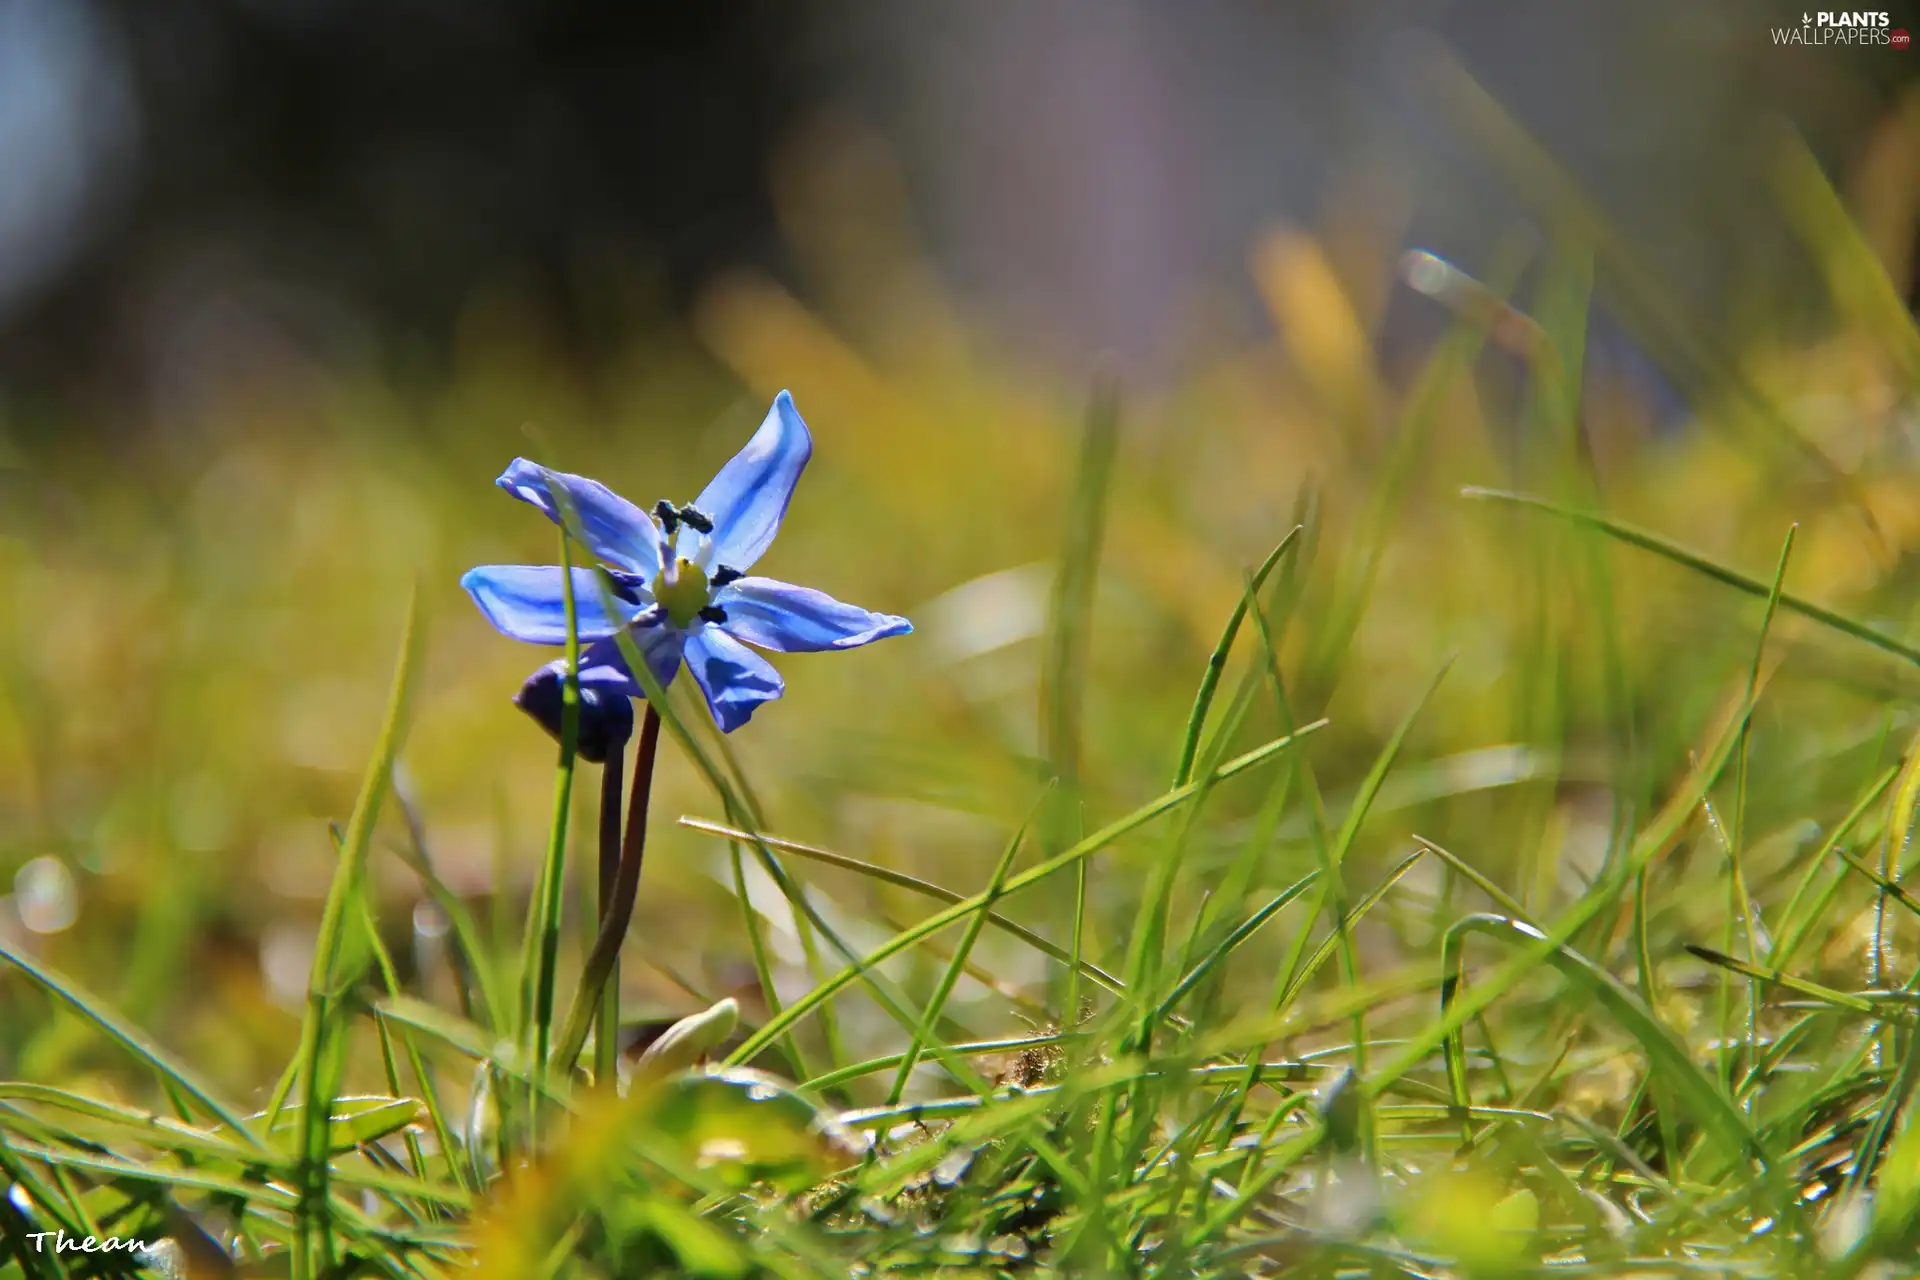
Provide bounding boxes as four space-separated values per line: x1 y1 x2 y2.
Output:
2 0 1916 420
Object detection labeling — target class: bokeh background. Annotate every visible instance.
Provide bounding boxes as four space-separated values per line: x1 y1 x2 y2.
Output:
2 0 1918 1099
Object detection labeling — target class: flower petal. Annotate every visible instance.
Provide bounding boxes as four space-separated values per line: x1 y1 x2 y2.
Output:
691 391 812 571
684 627 784 732
576 630 686 700
715 577 912 653
461 565 636 644
496 459 663 574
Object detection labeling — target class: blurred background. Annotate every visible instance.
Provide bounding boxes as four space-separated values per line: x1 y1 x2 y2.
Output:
1 0 1918 1097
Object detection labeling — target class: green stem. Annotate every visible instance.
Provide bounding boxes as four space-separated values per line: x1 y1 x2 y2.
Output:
527 531 583 1114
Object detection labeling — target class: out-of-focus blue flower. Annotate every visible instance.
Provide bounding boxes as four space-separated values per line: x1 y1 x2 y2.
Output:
462 391 912 732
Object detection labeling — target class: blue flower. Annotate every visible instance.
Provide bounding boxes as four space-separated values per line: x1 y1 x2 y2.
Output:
462 391 913 732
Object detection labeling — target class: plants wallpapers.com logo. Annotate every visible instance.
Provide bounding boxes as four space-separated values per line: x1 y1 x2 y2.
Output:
1772 10 1910 44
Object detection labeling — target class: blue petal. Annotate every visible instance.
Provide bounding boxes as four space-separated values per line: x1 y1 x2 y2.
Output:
461 565 634 643
496 459 663 575
576 630 686 700
684 627 785 732
715 577 912 653
691 391 812 571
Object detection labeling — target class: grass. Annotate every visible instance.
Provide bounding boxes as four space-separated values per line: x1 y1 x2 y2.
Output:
3 64 1920 1280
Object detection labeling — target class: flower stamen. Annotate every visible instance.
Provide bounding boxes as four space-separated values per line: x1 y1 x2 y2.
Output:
652 557 712 628
698 604 728 624
710 565 743 588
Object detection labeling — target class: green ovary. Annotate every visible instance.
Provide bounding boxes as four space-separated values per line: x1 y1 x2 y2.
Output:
653 558 711 628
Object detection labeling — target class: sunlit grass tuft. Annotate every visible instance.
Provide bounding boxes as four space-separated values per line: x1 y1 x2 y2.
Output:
2 61 1920 1279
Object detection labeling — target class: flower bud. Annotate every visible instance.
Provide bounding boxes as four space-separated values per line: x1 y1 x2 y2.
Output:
513 662 634 763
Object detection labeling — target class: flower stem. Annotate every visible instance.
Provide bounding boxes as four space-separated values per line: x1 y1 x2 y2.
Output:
591 737 626 1090
553 703 662 1075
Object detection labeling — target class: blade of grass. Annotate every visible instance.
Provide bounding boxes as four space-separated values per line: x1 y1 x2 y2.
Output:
1300 657 1452 1096
677 818 1139 1006
1681 944 1892 1018
1170 527 1303 788
1771 132 1920 386
1633 856 1682 1174
1123 585 1283 1037
1148 872 1318 1027
885 795 1042 1104
1294 241 1527 717
390 797 507 1037
1413 835 1531 922
705 716 846 1075
1421 42 1877 516
1772 762 1899 973
285 589 422 1277
1361 683 1764 1139
1462 488 1920 667
804 1032 1077 1093
1439 918 1762 1166
1281 849 1428 1006
1726 526 1797 1100
1045 377 1120 1027
352 870 469 1196
724 719 1328 1067
597 593 986 1097
524 523 585 1094
0 940 263 1151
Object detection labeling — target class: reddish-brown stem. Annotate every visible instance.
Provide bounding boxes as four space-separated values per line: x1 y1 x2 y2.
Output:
554 703 662 1074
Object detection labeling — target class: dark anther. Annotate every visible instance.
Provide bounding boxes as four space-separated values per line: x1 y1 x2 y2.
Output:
607 572 646 606
514 664 634 764
677 504 714 534
652 499 680 533
697 604 729 624
633 603 668 629
709 565 743 588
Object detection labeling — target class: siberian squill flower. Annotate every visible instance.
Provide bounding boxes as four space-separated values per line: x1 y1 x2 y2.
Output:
462 391 911 733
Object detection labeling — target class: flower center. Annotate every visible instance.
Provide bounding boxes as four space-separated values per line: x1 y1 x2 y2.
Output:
652 557 711 628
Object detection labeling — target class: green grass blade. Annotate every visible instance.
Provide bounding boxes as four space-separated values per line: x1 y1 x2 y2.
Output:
1413 835 1532 922
1170 526 1303 788
1148 871 1317 1027
886 796 1040 1104
1045 378 1120 1025
525 523 584 1089
1681 944 1893 1018
1440 915 1764 1167
677 817 1144 1010
0 943 261 1150
1282 848 1428 1004
1420 45 1872 505
1362 685 1760 1120
285 588 423 1276
1309 655 1451 1085
595 581 882 1079
724 718 1327 1067
0 1083 265 1165
803 1032 1074 1093
391 796 508 1038
1772 763 1900 973
1463 488 1920 667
